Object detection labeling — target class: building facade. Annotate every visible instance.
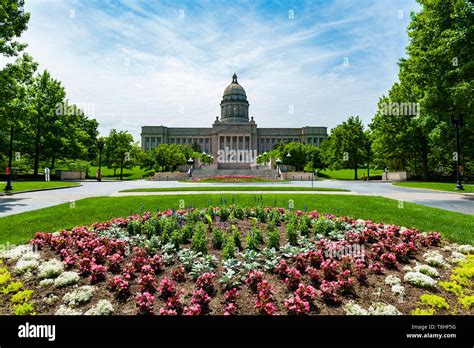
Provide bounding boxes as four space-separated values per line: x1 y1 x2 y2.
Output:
141 74 327 168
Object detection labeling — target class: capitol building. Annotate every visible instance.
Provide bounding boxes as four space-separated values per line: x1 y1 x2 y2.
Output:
141 74 327 169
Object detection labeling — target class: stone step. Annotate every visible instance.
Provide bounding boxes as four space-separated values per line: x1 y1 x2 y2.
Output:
191 168 278 179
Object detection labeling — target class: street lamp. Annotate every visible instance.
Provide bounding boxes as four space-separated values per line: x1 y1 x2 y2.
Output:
187 157 194 177
263 151 268 165
286 152 291 166
202 152 206 164
364 141 371 181
276 158 282 177
97 140 105 182
450 114 464 190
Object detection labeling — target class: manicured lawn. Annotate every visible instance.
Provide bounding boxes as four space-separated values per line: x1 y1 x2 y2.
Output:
0 194 472 246
393 181 474 193
1 181 79 193
120 186 349 193
87 166 154 180
317 169 383 180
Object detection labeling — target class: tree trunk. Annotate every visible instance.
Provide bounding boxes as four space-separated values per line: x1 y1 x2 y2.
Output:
353 153 358 180
51 156 56 170
113 168 116 176
33 115 42 177
421 145 429 181
120 158 124 180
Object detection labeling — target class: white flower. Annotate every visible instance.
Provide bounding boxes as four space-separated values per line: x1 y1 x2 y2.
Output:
449 251 466 264
442 245 452 252
404 271 437 288
414 264 439 278
402 265 413 272
14 259 39 275
0 245 36 261
55 271 80 288
39 278 55 287
343 301 369 315
423 250 449 268
38 259 64 279
391 284 405 297
368 302 401 315
55 305 82 315
85 300 114 315
384 275 401 286
457 245 474 255
63 286 95 306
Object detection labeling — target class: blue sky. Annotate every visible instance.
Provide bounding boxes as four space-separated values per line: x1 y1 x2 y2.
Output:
6 0 420 141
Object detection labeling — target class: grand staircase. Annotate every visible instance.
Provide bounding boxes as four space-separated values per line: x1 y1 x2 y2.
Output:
191 168 278 180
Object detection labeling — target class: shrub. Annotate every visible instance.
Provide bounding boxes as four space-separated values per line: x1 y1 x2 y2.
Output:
458 296 474 309
55 271 80 288
171 266 186 282
11 289 33 304
108 276 131 296
0 270 12 286
420 294 449 310
138 274 157 293
222 235 237 260
267 225 280 250
343 301 369 315
85 300 114 315
63 286 95 306
192 225 208 254
38 259 64 279
367 302 401 315
245 230 260 251
439 281 463 297
2 281 23 295
136 292 155 315
158 278 176 299
211 228 225 250
245 270 264 292
411 308 436 315
191 288 210 308
55 305 82 315
404 272 437 288
231 226 242 250
13 302 35 315
284 296 310 315
414 264 439 278
196 273 215 294
285 221 298 246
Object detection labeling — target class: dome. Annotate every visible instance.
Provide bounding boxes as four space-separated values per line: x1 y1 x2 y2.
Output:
222 73 247 100
220 73 250 123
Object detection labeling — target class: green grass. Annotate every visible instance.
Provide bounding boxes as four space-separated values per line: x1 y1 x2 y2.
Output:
318 169 383 180
1 181 79 193
392 182 474 193
0 194 472 246
120 186 349 192
87 166 154 180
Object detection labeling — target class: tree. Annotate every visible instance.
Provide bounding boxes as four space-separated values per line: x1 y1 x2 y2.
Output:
371 0 474 179
103 129 134 179
0 54 37 179
0 0 30 57
322 116 366 180
21 71 66 176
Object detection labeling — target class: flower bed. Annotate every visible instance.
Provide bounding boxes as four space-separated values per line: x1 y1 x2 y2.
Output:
0 206 472 315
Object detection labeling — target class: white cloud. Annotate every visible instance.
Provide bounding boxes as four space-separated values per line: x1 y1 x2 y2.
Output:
4 0 420 142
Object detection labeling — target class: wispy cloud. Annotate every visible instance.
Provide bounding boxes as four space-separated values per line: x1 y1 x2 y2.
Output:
5 0 420 140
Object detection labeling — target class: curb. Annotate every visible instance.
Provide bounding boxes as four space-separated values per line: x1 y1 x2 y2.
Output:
0 183 82 196
390 183 474 196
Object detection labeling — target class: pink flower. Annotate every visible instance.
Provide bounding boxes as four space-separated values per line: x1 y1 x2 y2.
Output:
196 273 215 294
136 292 155 315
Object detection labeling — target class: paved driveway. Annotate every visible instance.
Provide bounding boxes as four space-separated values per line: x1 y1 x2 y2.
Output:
0 180 473 217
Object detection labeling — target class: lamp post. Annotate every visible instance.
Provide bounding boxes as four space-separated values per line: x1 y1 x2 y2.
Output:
97 140 104 182
202 152 206 164
364 141 371 181
4 125 14 191
276 158 282 178
451 115 464 190
187 157 194 177
263 151 268 166
286 152 291 166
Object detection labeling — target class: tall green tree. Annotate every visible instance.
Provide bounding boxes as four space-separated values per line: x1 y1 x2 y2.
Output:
103 129 134 179
322 116 366 180
0 54 37 174
22 70 66 176
0 0 30 57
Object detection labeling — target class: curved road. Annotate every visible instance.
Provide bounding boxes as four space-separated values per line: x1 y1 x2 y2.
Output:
0 180 472 217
